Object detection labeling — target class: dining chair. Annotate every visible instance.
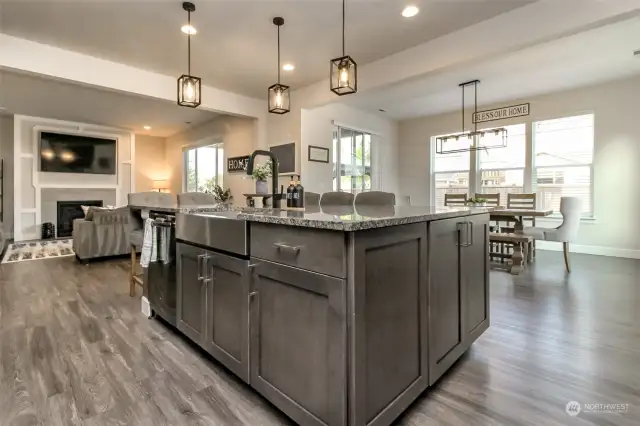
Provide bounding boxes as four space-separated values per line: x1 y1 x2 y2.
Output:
523 197 582 272
444 193 467 207
476 193 500 207
354 191 395 206
127 192 176 297
320 191 355 206
305 191 321 206
506 192 538 253
177 192 216 206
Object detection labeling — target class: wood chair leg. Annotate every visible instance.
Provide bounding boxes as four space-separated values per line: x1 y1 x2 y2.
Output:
130 245 136 297
563 242 571 273
510 243 524 275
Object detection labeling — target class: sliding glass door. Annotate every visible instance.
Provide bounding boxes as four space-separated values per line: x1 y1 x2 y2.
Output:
333 126 372 194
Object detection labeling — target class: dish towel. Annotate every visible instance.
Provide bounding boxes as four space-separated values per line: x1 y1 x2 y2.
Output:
140 218 157 267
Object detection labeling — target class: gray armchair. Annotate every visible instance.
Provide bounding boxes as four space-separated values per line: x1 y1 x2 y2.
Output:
73 207 137 263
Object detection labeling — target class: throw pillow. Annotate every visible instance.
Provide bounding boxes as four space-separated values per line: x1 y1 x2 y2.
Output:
84 206 107 221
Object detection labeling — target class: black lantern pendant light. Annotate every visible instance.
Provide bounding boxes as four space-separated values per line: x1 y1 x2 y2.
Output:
268 17 290 114
435 80 508 154
330 0 357 95
177 2 201 108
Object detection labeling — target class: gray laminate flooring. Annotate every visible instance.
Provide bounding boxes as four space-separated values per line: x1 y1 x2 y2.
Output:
0 251 638 425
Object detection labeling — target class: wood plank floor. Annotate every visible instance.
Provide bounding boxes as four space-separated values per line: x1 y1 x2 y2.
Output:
0 251 638 425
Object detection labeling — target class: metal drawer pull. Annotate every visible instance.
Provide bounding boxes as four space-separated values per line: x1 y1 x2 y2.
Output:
273 243 301 255
197 254 206 280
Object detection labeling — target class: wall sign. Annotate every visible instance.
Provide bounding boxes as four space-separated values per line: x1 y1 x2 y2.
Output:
308 145 330 163
472 103 530 123
227 156 250 172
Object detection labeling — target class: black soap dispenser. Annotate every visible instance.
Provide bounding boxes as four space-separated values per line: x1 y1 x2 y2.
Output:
294 175 305 208
286 175 296 208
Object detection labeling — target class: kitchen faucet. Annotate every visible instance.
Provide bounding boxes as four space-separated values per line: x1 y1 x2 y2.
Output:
246 150 281 208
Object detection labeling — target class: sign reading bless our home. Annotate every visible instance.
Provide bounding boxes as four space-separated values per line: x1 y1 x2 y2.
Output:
472 103 530 124
227 156 250 172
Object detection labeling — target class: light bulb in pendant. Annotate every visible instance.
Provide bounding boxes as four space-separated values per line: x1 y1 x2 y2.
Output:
339 66 350 86
183 79 195 102
275 90 283 109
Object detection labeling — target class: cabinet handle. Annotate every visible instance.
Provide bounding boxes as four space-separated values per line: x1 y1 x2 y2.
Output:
467 221 474 246
456 222 466 247
273 242 301 255
197 254 206 280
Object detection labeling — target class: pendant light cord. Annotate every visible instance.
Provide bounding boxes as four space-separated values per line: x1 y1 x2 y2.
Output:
461 85 465 133
277 24 281 84
187 10 191 75
342 0 346 55
474 81 478 133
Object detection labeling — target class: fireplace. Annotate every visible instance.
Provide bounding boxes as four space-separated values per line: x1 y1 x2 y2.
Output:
57 200 103 238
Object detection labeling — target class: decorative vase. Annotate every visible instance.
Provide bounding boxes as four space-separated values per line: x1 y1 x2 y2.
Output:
255 180 268 194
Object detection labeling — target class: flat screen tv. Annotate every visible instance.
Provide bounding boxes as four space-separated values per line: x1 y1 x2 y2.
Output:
39 132 117 175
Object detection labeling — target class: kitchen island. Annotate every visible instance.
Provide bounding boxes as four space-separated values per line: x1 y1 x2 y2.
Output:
150 204 492 426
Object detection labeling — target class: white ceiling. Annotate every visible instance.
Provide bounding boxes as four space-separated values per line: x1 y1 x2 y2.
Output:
346 15 640 119
0 0 534 98
0 71 219 137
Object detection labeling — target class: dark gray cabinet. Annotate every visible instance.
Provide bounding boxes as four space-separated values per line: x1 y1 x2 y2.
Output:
427 214 489 385
249 258 347 426
176 243 207 346
205 253 250 383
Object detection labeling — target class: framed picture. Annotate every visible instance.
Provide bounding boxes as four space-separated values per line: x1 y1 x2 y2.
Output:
308 145 330 163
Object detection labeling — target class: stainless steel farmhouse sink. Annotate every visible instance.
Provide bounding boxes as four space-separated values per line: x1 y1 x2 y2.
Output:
176 212 249 256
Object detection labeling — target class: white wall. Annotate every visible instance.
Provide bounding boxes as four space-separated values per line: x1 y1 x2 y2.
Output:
300 103 399 195
0 115 14 238
399 76 640 257
166 116 256 201
13 115 134 241
134 134 168 192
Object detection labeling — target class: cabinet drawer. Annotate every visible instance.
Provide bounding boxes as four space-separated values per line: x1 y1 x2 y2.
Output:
250 223 346 278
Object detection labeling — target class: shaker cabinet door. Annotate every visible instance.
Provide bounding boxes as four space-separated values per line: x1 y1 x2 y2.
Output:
462 214 490 338
249 259 347 426
427 217 464 385
205 252 250 383
176 243 207 346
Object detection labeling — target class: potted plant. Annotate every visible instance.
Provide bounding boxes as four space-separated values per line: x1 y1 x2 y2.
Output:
211 184 233 205
467 197 488 207
252 161 272 194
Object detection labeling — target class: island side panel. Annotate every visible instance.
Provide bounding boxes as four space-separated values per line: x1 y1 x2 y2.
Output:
348 223 429 426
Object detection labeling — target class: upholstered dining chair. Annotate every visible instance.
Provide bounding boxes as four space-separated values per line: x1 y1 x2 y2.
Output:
354 191 395 206
523 197 582 272
444 193 467 207
320 191 355 206
127 192 176 297
305 191 321 206
177 192 216 206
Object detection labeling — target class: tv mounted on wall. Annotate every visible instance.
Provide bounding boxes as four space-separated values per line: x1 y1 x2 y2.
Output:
39 131 117 175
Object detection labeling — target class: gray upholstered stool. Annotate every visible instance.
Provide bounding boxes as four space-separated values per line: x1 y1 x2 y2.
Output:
129 228 144 297
320 191 355 206
354 191 396 206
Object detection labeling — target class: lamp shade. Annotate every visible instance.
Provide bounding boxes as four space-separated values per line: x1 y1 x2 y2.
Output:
152 180 168 190
177 75 201 108
268 83 290 114
330 55 357 95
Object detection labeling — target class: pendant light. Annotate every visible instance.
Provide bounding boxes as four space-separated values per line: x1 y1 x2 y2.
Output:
435 80 508 154
330 0 357 96
268 17 290 115
177 2 201 108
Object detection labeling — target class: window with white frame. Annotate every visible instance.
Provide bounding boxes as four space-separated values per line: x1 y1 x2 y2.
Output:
479 124 526 203
433 138 470 207
533 114 594 215
184 143 224 192
333 126 372 194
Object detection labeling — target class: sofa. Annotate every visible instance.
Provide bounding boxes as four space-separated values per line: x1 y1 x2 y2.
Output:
72 207 142 263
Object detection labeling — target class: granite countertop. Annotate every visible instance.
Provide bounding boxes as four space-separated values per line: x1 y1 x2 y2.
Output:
235 205 497 231
132 203 497 231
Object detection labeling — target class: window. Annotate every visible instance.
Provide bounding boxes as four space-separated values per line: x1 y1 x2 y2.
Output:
533 114 593 215
433 137 470 207
479 124 526 203
184 143 224 192
333 126 372 194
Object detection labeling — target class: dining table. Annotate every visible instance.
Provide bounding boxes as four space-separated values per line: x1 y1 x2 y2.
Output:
490 207 554 233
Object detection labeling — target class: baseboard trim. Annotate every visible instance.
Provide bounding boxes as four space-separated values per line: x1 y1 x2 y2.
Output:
141 296 152 318
536 241 640 259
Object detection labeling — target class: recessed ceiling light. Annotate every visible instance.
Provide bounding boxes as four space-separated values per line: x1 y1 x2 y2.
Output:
282 63 295 71
181 24 197 35
402 5 419 18
143 125 152 130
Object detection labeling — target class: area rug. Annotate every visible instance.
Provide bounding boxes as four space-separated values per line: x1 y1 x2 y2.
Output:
1 239 75 264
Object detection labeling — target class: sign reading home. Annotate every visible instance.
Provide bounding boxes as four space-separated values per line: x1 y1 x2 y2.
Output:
472 103 530 123
227 156 250 172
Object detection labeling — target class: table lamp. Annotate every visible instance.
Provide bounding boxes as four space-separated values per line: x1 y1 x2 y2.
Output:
152 180 168 192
